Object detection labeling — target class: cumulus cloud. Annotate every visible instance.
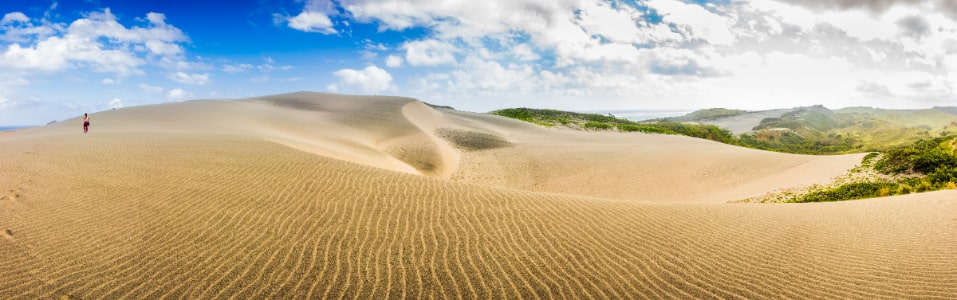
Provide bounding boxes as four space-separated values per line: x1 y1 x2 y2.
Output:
574 1 643 44
385 55 403 67
0 9 188 76
403 39 457 66
897 15 931 38
1 12 29 24
169 72 210 85
646 0 736 45
165 88 193 101
330 65 395 94
288 11 337 34
108 98 123 109
286 0 338 34
511 44 540 61
286 0 957 110
773 0 922 13
450 57 537 94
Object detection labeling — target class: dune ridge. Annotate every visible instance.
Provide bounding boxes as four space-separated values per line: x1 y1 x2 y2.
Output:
1 92 955 298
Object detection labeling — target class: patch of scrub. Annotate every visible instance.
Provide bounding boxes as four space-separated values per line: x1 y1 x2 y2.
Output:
435 128 511 151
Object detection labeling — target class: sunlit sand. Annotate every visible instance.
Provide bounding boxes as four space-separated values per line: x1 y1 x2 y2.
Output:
1 92 954 298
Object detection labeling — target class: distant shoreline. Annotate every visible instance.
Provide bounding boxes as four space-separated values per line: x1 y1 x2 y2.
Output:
0 126 31 140
0 126 32 132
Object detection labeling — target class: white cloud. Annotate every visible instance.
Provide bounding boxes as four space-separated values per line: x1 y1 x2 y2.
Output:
385 55 403 67
747 0 818 31
257 58 293 72
288 11 337 34
0 9 187 76
144 40 182 56
101 78 117 85
223 63 253 73
331 65 395 94
450 57 537 94
646 0 737 45
511 44 540 61
169 72 210 85
145 12 166 25
575 1 643 44
0 77 30 111
341 0 957 110
403 39 457 66
1 12 29 24
165 88 192 101
1 36 143 74
108 98 123 109
139 83 164 93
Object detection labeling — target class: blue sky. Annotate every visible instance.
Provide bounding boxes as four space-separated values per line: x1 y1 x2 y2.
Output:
2 0 957 125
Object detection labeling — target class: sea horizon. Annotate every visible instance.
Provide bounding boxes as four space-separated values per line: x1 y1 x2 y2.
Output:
0 126 33 132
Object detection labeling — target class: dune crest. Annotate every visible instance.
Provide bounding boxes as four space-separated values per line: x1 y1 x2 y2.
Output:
1 92 955 298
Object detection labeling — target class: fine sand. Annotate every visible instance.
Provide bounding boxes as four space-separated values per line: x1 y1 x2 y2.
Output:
0 92 954 298
0 130 17 140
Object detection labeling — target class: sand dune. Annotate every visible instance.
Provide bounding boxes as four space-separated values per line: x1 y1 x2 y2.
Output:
695 109 798 134
1 92 954 298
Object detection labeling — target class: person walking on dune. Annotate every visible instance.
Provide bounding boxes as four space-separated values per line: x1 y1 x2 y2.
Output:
83 113 90 133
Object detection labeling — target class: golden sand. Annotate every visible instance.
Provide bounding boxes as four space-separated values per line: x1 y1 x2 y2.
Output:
0 131 17 140
1 92 955 298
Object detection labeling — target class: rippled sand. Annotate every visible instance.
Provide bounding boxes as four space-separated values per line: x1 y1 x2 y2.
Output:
1 92 954 298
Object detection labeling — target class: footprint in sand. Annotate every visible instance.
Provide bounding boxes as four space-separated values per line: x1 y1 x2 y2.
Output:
3 188 21 202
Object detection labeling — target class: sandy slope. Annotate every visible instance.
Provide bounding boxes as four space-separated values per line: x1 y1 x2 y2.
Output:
1 92 954 298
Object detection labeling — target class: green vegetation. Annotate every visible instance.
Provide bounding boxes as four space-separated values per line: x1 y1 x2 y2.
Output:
666 108 749 122
490 107 736 144
731 106 957 154
490 108 625 128
875 136 957 184
492 106 957 203
738 106 859 154
788 136 957 203
424 102 455 110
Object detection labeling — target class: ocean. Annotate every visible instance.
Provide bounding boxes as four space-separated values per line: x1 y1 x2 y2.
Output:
0 126 31 132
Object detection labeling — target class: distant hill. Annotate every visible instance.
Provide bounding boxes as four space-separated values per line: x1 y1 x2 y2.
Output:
664 108 750 122
489 107 737 144
492 105 957 154
935 106 957 115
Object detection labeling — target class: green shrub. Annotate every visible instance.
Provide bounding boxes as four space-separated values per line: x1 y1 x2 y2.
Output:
916 180 934 192
618 125 670 134
876 136 957 175
897 184 912 194
929 166 957 184
490 108 539 123
583 121 612 130
799 182 894 202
